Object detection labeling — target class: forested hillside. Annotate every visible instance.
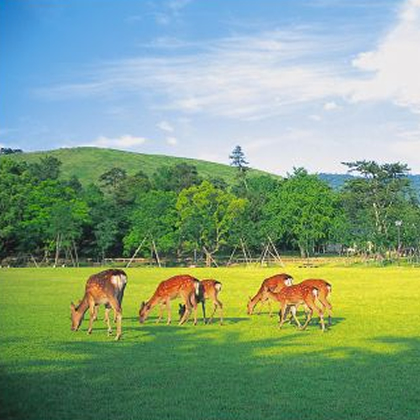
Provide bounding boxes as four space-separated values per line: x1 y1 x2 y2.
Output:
2 149 420 266
2 147 272 186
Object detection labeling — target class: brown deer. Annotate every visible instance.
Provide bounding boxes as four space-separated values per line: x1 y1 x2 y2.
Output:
70 269 127 340
139 274 200 325
247 273 294 316
298 279 332 325
179 279 223 325
267 283 326 332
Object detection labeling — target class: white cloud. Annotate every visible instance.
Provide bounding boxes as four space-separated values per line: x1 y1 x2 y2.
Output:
39 1 420 121
157 120 175 132
323 101 339 111
166 136 178 145
351 0 420 113
94 135 147 148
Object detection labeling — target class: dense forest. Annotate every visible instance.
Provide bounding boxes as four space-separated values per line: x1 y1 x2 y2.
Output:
1 147 420 266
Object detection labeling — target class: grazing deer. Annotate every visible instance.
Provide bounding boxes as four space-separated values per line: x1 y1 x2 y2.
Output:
247 273 294 316
267 284 326 332
70 269 127 340
139 275 199 325
298 279 332 325
179 279 223 325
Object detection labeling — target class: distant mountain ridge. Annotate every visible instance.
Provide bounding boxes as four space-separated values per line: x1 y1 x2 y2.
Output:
319 173 420 197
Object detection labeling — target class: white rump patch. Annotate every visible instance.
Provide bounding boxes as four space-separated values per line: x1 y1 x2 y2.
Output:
194 281 200 295
111 275 127 290
215 283 222 292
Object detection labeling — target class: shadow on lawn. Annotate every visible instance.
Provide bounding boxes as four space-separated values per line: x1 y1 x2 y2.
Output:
1 329 419 420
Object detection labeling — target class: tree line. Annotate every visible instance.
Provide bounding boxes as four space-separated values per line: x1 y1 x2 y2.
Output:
1 148 420 266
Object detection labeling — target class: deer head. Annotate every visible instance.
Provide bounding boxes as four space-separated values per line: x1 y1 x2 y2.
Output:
139 301 152 324
70 302 84 331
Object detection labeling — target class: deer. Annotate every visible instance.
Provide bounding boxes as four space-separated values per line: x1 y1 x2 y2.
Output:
267 283 326 332
298 279 332 325
139 274 200 325
178 279 223 325
70 269 127 340
247 273 294 316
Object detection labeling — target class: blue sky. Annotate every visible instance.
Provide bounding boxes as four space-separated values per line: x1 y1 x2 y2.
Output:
1 0 420 174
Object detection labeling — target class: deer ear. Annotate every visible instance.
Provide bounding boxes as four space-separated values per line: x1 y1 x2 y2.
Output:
70 302 76 311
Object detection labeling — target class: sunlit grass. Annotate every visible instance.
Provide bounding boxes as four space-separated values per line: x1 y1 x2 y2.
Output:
1 265 420 419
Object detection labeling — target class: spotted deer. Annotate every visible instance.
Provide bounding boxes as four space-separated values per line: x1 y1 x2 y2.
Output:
267 283 326 332
139 274 200 325
179 279 223 325
298 279 332 325
70 269 127 340
247 273 294 316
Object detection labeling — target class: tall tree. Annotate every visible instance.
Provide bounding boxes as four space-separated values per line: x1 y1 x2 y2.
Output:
176 180 247 264
124 190 178 256
341 160 418 252
229 145 250 189
264 168 341 257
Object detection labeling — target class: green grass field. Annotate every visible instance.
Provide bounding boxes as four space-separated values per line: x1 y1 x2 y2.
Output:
1 266 420 420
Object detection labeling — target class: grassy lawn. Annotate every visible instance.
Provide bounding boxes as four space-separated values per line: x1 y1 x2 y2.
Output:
1 265 420 420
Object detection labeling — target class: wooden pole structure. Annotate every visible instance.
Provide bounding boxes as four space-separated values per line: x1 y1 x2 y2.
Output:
227 244 238 266
268 236 285 267
152 238 162 268
203 246 218 267
30 254 39 268
126 236 147 268
240 238 249 266
260 243 269 266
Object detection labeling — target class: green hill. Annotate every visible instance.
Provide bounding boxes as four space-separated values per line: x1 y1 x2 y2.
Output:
2 147 273 186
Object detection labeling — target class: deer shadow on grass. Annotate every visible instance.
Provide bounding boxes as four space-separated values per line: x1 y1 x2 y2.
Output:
2 328 420 420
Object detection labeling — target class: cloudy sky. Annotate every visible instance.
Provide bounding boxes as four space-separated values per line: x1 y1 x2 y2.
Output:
1 0 420 174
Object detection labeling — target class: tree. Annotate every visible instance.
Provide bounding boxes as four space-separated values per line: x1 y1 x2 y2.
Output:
29 156 62 181
19 180 90 264
99 167 127 191
176 181 247 264
153 163 202 193
0 159 32 258
123 190 178 256
229 145 250 189
0 147 23 155
264 168 341 257
341 160 418 253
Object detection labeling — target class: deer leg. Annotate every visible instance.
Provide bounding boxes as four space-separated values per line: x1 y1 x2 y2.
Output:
300 308 313 330
191 292 198 326
156 303 164 324
165 299 172 325
92 305 99 322
179 298 191 325
278 305 287 329
87 301 96 335
268 299 273 318
104 306 112 335
209 298 223 325
318 294 333 326
256 303 262 315
108 296 122 340
289 306 302 328
202 300 207 324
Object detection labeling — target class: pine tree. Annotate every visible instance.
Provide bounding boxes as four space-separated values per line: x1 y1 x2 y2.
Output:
229 145 250 190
